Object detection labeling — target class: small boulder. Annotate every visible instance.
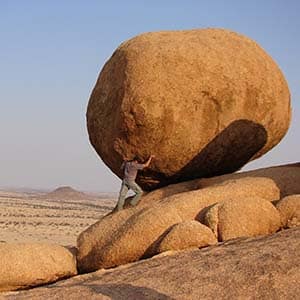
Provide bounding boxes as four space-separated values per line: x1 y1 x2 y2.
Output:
0 243 77 292
153 220 217 254
276 194 300 228
204 197 281 241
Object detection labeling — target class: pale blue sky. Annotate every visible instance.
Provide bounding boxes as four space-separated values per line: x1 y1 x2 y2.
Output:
0 1 299 192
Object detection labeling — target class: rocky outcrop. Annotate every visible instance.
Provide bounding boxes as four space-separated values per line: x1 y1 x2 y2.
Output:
87 28 290 190
276 194 300 228
139 163 300 205
152 220 217 253
204 197 281 241
77 177 279 272
5 228 300 300
0 243 77 292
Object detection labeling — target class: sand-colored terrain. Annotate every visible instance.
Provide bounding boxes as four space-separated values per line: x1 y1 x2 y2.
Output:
0 187 116 246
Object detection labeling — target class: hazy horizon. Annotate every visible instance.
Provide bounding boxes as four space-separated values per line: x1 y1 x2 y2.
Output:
1 1 299 192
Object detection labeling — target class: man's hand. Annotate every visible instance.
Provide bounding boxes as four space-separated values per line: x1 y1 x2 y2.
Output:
144 155 154 167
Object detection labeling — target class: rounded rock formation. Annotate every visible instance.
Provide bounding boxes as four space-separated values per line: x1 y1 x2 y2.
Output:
276 194 300 228
204 197 281 241
77 177 279 272
154 220 217 253
87 28 291 190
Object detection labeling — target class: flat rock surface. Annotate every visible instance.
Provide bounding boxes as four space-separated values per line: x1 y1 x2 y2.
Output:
3 227 300 299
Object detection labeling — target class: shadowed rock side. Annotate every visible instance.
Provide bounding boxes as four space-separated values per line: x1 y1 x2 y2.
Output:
5 228 300 300
0 243 77 292
138 119 268 189
77 177 280 272
87 28 291 190
138 163 300 205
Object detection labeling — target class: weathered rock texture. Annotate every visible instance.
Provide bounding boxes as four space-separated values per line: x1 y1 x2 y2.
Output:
153 220 217 253
276 194 300 228
77 177 279 272
204 197 281 241
6 228 300 300
87 28 291 190
139 162 300 205
0 243 77 292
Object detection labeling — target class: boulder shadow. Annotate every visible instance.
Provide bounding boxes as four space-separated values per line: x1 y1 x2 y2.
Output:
138 119 268 190
40 282 174 300
87 283 174 300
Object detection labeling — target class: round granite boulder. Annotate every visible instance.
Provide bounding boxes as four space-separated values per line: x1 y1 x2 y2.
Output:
87 28 291 190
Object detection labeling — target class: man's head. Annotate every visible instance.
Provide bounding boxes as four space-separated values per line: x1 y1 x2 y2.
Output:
132 155 139 163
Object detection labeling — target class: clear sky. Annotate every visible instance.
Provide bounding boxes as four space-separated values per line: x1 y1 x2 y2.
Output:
0 1 299 192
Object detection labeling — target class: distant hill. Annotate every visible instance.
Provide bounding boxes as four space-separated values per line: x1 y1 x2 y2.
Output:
44 186 94 201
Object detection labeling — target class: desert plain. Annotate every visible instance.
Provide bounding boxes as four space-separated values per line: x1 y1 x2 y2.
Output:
0 187 116 246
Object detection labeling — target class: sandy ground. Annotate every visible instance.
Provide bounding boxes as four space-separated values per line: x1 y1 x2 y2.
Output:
0 189 116 246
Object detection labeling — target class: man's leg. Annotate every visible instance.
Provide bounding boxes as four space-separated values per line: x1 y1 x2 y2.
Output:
116 181 129 211
128 181 143 206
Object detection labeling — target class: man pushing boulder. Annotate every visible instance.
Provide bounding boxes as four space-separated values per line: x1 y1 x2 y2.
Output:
116 155 154 211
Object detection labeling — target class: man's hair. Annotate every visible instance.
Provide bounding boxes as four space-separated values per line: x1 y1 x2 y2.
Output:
132 155 139 162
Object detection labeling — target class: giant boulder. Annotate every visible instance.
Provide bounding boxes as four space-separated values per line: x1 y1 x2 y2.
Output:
87 28 291 190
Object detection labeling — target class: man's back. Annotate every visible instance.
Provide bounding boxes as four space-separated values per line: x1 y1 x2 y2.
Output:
123 161 144 182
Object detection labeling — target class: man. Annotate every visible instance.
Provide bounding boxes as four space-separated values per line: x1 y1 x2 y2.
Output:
116 155 154 211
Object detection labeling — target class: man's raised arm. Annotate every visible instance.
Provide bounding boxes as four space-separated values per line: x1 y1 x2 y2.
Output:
143 155 154 168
